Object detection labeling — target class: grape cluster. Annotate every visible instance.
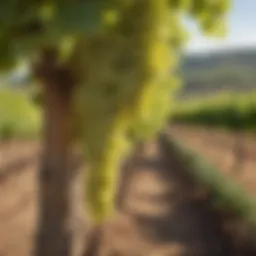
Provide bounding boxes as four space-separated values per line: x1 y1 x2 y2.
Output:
71 0 184 223
70 33 133 222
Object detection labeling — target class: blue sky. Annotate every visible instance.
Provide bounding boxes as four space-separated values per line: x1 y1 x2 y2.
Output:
185 0 256 53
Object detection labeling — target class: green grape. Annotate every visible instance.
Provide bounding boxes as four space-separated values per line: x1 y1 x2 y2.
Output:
190 0 206 16
75 94 132 223
130 75 180 141
169 0 192 10
189 0 230 37
114 1 182 141
83 116 131 222
200 15 227 37
71 32 134 223
204 0 231 14
167 12 189 51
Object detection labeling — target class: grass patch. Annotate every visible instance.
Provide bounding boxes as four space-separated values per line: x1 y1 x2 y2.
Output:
164 130 256 237
0 88 41 140
173 92 256 132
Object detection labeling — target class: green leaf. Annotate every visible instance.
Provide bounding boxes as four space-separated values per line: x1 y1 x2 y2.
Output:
47 1 105 38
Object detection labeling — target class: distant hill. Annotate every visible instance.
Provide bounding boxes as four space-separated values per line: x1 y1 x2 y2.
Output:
179 47 256 99
1 47 256 100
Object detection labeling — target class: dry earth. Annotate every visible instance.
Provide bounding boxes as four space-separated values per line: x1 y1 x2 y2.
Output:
0 135 251 256
171 125 256 197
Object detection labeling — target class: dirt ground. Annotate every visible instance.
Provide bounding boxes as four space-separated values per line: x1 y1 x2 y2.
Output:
171 125 256 197
0 136 240 256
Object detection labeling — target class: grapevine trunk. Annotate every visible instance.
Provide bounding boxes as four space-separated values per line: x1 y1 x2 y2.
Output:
34 67 82 256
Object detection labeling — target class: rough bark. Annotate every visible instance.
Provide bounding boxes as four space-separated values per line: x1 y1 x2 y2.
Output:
33 49 85 256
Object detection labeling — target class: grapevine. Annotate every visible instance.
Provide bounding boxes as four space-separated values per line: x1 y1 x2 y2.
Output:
0 0 231 225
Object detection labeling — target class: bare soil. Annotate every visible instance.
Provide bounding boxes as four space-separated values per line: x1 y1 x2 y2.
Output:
0 136 251 256
171 125 256 197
